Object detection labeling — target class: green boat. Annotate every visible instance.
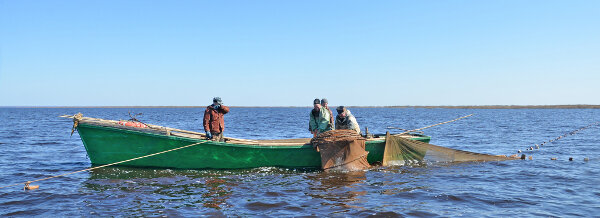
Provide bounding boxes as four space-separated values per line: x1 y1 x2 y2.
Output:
64 115 431 169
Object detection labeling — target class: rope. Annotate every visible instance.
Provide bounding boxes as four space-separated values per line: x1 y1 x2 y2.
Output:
385 127 425 135
0 141 208 190
518 121 600 153
396 114 473 135
70 113 83 136
385 127 410 131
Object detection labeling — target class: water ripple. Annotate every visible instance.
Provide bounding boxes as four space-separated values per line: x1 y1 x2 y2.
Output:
0 108 599 216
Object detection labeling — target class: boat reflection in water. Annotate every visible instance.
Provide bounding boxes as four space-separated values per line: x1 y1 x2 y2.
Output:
82 167 234 216
305 170 368 209
78 163 467 216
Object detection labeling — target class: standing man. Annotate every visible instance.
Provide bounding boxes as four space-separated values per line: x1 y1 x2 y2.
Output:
321 98 335 130
335 106 361 134
309 98 332 137
203 97 230 141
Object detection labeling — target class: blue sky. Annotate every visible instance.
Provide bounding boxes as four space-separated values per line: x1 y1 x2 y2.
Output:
1 0 598 106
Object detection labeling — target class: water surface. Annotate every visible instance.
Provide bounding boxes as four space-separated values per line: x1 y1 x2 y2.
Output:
0 108 598 216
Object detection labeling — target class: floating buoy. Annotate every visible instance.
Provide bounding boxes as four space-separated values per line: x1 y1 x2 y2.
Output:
529 147 534 150
23 181 39 190
518 150 522 153
550 157 557 160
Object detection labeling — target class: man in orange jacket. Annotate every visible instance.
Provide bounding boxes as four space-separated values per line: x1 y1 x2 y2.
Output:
203 97 230 141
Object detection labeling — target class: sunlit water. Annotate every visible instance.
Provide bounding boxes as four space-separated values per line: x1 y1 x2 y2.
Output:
0 108 599 216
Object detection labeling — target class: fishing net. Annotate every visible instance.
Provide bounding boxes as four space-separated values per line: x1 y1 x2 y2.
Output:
383 132 514 166
311 130 370 171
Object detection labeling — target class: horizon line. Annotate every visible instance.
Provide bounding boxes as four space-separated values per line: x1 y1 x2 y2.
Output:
1 104 600 109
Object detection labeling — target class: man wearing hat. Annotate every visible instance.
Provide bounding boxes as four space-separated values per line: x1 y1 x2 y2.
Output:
321 98 335 130
203 97 230 141
309 98 333 137
335 106 361 134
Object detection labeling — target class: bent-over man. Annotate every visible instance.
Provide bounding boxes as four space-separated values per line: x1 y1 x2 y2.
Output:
203 97 230 141
335 106 361 134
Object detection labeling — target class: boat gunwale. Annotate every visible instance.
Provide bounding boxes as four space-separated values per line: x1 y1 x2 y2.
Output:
74 117 431 147
77 122 318 148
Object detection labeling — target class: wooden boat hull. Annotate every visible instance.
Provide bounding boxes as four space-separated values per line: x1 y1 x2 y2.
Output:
77 122 431 169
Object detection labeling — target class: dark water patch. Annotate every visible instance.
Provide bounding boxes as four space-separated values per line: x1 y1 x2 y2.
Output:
283 189 302 193
283 205 304 212
476 196 538 207
0 198 30 207
245 201 289 211
366 211 403 217
30 141 62 146
443 194 466 202
405 210 439 217
3 134 22 139
200 210 227 217
3 209 48 217
351 209 377 217
529 211 561 217
563 211 585 217
264 191 283 197
563 188 576 194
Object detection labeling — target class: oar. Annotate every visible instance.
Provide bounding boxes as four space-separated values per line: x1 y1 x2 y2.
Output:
394 114 473 135
385 127 410 131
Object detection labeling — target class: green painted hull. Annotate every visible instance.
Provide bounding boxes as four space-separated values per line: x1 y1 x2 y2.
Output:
77 123 431 169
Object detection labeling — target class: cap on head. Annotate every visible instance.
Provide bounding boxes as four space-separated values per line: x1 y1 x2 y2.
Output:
213 97 222 104
321 98 328 104
313 98 321 104
336 106 346 114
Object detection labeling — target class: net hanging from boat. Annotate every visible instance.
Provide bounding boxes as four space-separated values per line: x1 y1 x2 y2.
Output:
311 130 371 171
383 132 514 166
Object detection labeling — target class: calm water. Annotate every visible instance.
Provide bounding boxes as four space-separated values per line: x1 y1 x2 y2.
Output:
0 108 599 217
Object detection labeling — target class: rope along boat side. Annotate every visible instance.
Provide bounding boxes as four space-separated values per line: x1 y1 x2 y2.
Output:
61 114 431 169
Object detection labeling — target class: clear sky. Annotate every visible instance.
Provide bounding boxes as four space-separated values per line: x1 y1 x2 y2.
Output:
1 0 598 106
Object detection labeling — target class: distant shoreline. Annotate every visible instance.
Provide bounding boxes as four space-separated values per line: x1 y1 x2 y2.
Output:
2 105 600 109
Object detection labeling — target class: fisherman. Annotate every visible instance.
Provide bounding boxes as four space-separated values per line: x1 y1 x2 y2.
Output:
309 98 333 137
321 98 335 129
335 106 361 134
203 97 230 141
